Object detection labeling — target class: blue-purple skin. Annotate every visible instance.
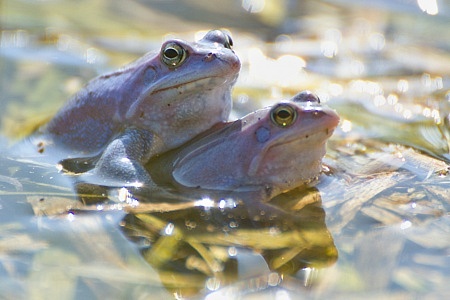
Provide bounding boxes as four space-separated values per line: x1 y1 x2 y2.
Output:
22 30 240 186
148 91 340 199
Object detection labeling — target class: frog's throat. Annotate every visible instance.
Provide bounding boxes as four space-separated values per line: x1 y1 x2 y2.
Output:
247 129 332 177
125 76 225 120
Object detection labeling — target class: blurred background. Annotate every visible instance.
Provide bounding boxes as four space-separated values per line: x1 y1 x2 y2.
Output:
1 0 449 299
2 0 449 147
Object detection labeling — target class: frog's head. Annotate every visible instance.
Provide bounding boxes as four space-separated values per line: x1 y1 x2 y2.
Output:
243 91 340 193
125 30 241 148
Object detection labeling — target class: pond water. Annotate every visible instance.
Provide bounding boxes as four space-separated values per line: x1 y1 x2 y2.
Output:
1 0 449 299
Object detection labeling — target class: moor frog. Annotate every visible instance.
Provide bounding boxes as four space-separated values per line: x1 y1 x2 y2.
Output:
18 30 240 187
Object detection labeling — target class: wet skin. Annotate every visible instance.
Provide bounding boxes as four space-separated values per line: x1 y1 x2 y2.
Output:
147 91 340 200
19 30 240 186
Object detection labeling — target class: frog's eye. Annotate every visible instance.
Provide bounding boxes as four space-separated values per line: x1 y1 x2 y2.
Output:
292 90 320 104
202 30 234 50
224 34 233 49
270 103 297 127
161 42 187 68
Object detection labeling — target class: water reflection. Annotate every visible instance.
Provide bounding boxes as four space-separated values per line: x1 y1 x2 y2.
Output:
121 187 337 297
0 154 337 297
2 123 449 298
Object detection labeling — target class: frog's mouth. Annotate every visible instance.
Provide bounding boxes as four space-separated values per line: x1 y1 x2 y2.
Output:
247 125 336 177
151 76 225 95
150 56 240 96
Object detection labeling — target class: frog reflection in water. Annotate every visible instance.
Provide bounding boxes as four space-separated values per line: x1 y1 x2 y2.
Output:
123 188 338 295
19 30 240 186
147 91 340 200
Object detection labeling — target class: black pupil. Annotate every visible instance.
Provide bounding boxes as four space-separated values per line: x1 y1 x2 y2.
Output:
165 48 179 59
226 35 233 47
277 109 291 120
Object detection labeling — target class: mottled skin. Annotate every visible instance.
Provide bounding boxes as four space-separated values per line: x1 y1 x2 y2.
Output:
147 91 340 199
22 30 240 186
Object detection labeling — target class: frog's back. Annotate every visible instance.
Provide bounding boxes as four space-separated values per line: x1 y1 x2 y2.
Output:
42 68 144 153
43 91 117 152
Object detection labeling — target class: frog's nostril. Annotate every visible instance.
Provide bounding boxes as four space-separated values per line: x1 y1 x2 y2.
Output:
204 52 217 62
311 110 324 118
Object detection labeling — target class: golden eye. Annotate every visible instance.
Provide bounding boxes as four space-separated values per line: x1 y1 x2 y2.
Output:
224 33 233 49
161 42 187 68
270 103 297 127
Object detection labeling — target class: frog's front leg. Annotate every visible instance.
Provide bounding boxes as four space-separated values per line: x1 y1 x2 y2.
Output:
91 128 160 188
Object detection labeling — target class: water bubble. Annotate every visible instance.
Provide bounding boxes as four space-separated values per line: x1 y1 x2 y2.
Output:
228 246 238 257
387 94 398 105
373 95 386 107
229 221 238 228
394 103 404 113
341 120 353 133
163 223 175 236
423 107 432 117
195 196 214 209
267 272 280 286
218 198 237 209
422 73 431 88
350 60 365 75
118 187 130 202
400 220 412 230
237 93 249 104
206 277 221 291
403 110 413 119
269 226 280 235
434 77 443 90
185 220 197 230
397 79 409 93
67 211 75 222
242 0 265 13
219 199 226 209
321 41 338 58
86 47 101 64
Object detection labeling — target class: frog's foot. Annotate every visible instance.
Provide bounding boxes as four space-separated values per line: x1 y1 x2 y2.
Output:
71 164 155 206
89 157 155 188
58 156 99 174
72 151 161 205
85 128 158 188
